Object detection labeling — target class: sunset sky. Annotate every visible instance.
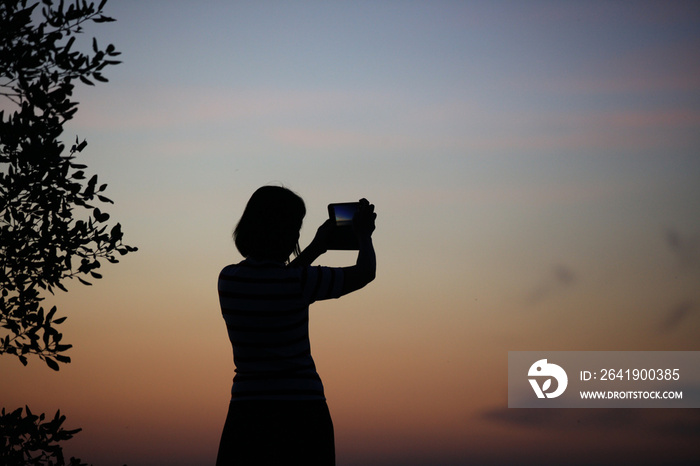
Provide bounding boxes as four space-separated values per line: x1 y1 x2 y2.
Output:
2 1 700 464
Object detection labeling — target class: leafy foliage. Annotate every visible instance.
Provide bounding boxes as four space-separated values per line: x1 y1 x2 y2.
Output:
0 0 136 370
1 2 134 463
0 406 89 466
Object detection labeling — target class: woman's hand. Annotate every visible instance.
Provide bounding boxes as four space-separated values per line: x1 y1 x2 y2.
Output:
353 198 376 239
309 219 334 253
289 220 331 267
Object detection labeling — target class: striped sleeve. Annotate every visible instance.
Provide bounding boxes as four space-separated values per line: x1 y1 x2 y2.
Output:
302 266 344 304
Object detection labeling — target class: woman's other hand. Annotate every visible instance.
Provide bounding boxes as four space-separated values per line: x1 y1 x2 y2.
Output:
353 198 376 238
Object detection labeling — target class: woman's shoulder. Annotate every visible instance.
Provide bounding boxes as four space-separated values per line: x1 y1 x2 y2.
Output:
219 259 303 280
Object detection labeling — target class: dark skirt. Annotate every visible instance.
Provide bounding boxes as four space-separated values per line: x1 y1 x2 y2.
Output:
216 400 335 466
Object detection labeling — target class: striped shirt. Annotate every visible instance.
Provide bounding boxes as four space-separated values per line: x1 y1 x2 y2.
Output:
218 258 344 401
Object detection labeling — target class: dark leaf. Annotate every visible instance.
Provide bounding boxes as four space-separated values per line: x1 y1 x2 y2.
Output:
93 207 110 222
65 35 76 51
45 357 60 371
47 305 57 320
92 15 116 23
77 277 92 286
110 223 123 239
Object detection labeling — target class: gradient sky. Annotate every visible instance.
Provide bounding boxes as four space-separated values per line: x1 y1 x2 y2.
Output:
2 1 700 465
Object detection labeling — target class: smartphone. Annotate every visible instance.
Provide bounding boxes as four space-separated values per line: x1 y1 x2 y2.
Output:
327 202 360 250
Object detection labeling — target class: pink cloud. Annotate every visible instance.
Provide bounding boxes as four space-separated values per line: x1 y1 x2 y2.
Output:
71 86 391 132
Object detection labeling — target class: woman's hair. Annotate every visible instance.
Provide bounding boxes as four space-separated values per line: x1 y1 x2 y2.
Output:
233 185 306 261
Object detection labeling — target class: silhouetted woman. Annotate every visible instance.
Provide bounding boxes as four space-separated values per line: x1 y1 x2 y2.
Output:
216 186 376 466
